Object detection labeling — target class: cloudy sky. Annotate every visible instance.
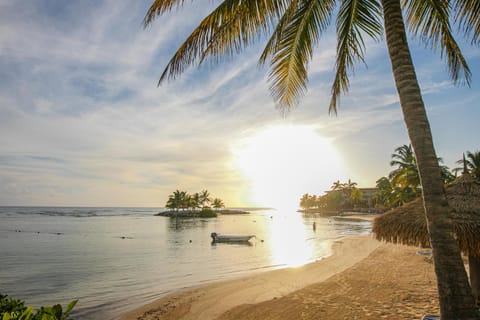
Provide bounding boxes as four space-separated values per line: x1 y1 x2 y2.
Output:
0 1 479 209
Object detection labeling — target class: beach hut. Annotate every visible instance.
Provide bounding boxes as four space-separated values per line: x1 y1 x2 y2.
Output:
372 172 480 306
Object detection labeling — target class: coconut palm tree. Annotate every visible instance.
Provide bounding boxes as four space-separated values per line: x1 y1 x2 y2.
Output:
165 197 176 211
372 176 394 207
300 193 311 210
390 144 456 193
330 180 343 191
144 1 478 317
350 188 363 207
300 193 317 211
167 189 189 228
212 198 225 210
440 162 456 184
389 144 421 193
199 189 211 208
191 192 201 211
344 179 358 190
167 190 188 211
455 151 480 178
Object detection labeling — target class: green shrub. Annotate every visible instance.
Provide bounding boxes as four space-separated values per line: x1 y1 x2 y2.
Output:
0 294 77 320
199 208 217 218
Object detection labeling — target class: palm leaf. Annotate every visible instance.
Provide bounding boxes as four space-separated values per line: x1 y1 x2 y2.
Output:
146 0 286 85
452 0 480 45
259 0 301 65
268 0 336 108
330 0 382 114
144 0 189 26
402 0 472 85
199 0 282 64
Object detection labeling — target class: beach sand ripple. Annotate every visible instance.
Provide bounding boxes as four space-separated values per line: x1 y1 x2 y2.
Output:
219 244 439 320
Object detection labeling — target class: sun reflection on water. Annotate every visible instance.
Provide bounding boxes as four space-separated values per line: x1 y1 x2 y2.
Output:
266 211 315 267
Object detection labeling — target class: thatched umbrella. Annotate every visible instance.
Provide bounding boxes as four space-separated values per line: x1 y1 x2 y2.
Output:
372 173 480 305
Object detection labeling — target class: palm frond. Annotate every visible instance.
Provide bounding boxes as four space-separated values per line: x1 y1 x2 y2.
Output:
199 0 292 64
402 0 472 86
144 0 189 27
267 0 336 109
452 0 480 45
146 0 288 85
259 0 301 65
330 0 383 114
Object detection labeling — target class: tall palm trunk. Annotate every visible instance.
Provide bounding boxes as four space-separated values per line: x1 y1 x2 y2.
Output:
381 0 478 318
469 255 480 307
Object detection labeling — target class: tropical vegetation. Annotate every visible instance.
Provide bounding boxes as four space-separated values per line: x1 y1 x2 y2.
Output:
372 145 455 208
300 179 366 212
161 190 230 218
144 0 479 317
165 189 214 211
300 145 470 212
212 198 225 210
454 151 480 178
0 293 77 320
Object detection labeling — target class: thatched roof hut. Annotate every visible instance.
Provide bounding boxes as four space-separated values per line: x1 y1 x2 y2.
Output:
373 173 480 305
373 173 480 256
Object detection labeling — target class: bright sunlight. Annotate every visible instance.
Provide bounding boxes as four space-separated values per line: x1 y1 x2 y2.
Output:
233 125 345 210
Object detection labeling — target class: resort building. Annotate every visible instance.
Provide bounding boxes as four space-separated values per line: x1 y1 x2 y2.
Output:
358 188 378 207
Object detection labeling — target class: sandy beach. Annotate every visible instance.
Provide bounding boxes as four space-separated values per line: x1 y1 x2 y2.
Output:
120 234 442 320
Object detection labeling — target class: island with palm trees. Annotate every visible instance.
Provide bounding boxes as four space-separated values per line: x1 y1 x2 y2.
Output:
156 189 249 218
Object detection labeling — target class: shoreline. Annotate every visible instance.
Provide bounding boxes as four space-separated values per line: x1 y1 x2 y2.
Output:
119 235 382 320
335 213 378 221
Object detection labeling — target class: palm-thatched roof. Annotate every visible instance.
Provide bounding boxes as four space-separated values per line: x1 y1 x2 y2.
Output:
372 173 480 256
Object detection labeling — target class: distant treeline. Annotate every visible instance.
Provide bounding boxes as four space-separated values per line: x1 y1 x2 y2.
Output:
300 146 479 212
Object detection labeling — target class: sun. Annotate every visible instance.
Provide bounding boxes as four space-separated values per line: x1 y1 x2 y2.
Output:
232 125 346 210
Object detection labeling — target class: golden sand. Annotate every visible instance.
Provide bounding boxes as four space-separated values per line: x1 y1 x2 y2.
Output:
120 235 440 320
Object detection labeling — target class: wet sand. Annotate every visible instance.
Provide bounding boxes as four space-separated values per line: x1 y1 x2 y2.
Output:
120 234 444 319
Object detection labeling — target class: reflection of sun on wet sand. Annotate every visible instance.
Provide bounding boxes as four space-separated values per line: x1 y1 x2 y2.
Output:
120 235 443 320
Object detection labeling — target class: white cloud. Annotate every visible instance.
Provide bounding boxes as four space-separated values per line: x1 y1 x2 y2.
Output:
0 1 479 206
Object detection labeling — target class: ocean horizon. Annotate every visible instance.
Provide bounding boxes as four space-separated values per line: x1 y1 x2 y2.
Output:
0 206 371 319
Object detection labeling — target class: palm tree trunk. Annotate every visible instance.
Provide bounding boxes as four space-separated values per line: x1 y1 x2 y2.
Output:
469 255 480 307
380 0 478 318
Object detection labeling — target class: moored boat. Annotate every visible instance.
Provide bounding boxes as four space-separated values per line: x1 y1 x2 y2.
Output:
210 232 255 243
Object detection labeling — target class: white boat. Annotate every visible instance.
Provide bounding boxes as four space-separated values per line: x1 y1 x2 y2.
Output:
210 232 255 243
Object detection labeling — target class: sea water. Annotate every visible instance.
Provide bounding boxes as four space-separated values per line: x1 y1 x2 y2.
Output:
0 207 371 319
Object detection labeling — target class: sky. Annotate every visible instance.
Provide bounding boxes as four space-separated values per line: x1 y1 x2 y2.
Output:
0 0 479 209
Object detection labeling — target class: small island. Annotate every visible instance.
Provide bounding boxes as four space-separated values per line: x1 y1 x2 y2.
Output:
156 190 249 218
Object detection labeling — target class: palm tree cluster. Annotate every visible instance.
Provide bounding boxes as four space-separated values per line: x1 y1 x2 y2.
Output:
300 147 479 212
165 189 225 211
299 179 364 212
372 145 455 207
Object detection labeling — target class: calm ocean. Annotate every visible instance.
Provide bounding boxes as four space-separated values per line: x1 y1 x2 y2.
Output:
0 207 371 319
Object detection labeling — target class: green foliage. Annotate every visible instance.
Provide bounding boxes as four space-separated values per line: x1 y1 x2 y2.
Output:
0 294 77 320
144 0 473 113
165 189 220 211
198 208 217 218
299 179 364 212
454 151 480 178
212 198 225 209
0 294 26 319
372 145 457 208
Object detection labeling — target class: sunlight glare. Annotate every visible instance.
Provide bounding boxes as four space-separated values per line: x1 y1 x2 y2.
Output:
267 211 314 267
232 125 345 210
